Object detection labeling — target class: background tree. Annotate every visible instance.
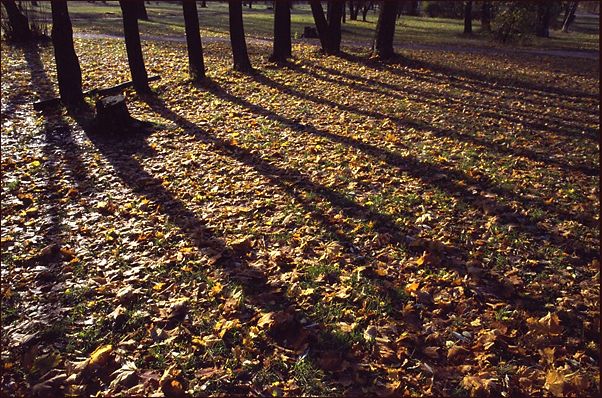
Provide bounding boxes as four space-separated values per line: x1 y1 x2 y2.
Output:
361 1 371 21
535 1 552 37
309 0 331 53
562 1 578 32
348 1 359 20
119 0 150 92
50 0 83 105
310 0 345 54
136 0 149 20
182 0 205 80
481 1 492 31
373 0 398 59
326 0 344 53
1 0 32 41
463 0 472 34
228 0 252 72
270 0 291 62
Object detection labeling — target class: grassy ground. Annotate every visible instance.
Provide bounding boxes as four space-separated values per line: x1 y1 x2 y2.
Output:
24 1 600 51
1 26 599 396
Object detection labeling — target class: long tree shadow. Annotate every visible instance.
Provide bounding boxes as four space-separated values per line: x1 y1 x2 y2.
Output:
340 52 599 102
252 69 599 178
247 71 598 233
305 59 600 138
139 85 555 311
286 61 599 143
69 104 388 393
7 42 96 394
329 51 600 121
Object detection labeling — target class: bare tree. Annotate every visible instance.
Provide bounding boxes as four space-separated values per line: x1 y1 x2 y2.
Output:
183 0 205 80
1 0 31 41
119 0 150 92
562 1 579 32
270 0 291 62
463 0 472 34
373 0 398 59
50 0 83 105
228 0 252 72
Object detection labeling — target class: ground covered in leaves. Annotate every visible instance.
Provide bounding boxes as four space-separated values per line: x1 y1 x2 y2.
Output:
1 36 599 397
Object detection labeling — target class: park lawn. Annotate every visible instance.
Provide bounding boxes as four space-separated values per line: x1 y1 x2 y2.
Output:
0 28 600 398
26 1 600 51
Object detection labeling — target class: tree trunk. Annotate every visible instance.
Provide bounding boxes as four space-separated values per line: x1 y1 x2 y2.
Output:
119 0 150 92
361 3 369 21
183 0 205 80
562 1 578 32
310 0 331 53
50 0 83 105
136 0 149 20
373 0 397 59
270 0 291 62
481 1 491 32
349 1 357 20
407 0 419 16
228 0 252 72
327 0 344 53
535 1 552 37
1 0 31 41
463 1 472 34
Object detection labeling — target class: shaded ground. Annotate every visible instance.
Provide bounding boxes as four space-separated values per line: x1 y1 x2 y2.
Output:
1 34 599 397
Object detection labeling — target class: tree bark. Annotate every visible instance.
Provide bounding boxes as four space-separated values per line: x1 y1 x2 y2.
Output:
327 0 344 53
373 0 398 59
407 0 419 16
270 0 291 62
183 0 205 80
310 0 331 53
228 0 252 72
119 0 150 92
50 0 83 105
361 2 370 21
535 1 552 37
136 0 149 20
1 0 31 41
349 1 357 20
463 0 472 34
562 1 578 32
481 1 491 32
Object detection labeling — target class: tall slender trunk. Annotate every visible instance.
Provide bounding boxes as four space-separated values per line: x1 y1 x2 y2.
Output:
183 0 205 80
373 0 397 59
481 1 491 32
327 0 344 53
349 1 357 20
310 0 331 53
228 0 252 72
535 1 552 38
50 0 83 105
463 0 472 34
270 0 291 62
562 1 578 32
136 0 149 20
119 0 150 92
1 0 31 41
361 3 369 21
